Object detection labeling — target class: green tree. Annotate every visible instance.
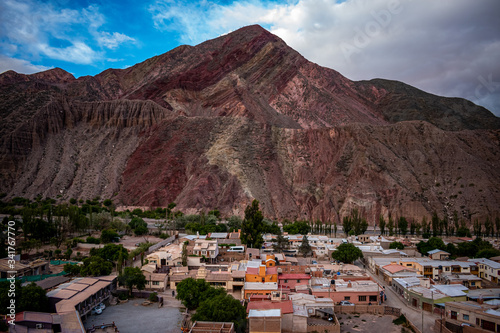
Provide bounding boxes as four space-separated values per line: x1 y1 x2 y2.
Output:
342 216 353 236
18 283 49 313
473 219 482 237
332 243 363 264
118 267 147 297
416 237 445 255
484 217 493 237
431 211 440 237
389 241 405 250
387 216 394 236
398 217 408 236
273 229 289 253
100 228 119 243
379 215 386 235
182 241 188 267
283 220 311 235
240 200 264 248
476 248 500 259
175 278 212 310
227 216 242 232
192 294 247 333
80 256 113 276
298 235 312 257
91 243 129 263
333 222 337 238
495 217 500 238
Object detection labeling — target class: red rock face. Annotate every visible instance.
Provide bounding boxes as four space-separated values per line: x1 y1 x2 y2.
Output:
1 25 499 223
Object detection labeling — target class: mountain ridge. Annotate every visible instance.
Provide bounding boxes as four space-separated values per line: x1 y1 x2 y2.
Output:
1 24 499 222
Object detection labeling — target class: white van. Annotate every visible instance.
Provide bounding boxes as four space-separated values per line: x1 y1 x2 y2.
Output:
227 246 245 253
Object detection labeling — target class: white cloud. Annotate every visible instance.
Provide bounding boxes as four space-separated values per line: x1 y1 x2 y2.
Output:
0 55 52 74
38 42 100 65
98 32 136 49
149 0 500 116
0 0 135 66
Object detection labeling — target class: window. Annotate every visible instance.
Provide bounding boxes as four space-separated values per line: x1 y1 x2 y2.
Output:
297 280 301 283
359 296 367 302
344 296 350 300
463 314 469 321
153 281 160 286
471 282 475 286
284 279 288 283
369 295 378 302
445 267 450 271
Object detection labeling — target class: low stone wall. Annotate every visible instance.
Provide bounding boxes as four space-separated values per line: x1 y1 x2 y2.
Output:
307 322 340 333
334 305 386 315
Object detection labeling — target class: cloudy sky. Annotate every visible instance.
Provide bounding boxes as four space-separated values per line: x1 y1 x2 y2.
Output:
1 0 499 115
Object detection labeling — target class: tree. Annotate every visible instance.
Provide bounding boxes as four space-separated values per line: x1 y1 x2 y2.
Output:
227 216 242 232
389 241 405 250
182 241 188 267
387 216 394 236
129 217 148 235
192 294 247 333
431 211 440 237
101 228 119 243
240 200 264 248
332 243 363 264
283 220 311 235
379 215 386 235
421 216 431 238
484 217 493 237
175 278 212 310
342 216 353 236
298 235 312 257
495 217 500 238
273 229 289 253
473 219 482 237
1 281 49 314
476 248 500 259
91 243 128 263
416 237 446 255
118 267 146 297
333 222 337 238
80 256 113 277
398 217 408 236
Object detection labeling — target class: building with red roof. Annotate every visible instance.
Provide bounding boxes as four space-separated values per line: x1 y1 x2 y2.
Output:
278 273 310 291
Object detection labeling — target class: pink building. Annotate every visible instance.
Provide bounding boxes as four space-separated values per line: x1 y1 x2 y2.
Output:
311 279 381 305
278 273 311 292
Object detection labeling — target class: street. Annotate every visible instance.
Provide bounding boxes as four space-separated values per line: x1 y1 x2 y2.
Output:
355 260 439 333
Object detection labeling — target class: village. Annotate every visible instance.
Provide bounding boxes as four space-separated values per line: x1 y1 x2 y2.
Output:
4 222 500 333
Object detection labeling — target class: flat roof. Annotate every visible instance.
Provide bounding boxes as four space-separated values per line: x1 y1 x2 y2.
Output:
248 309 281 317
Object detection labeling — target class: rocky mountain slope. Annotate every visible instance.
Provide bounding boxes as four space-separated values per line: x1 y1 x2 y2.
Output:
1 25 499 223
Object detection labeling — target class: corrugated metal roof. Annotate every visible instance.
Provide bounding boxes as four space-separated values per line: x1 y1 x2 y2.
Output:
248 309 281 317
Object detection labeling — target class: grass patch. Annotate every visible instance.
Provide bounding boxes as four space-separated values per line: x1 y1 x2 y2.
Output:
393 315 407 325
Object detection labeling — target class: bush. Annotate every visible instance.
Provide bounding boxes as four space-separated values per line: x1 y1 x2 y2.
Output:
86 236 100 244
149 292 158 302
118 292 128 300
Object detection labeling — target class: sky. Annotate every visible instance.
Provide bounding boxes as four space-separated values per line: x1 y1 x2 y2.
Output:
1 0 499 116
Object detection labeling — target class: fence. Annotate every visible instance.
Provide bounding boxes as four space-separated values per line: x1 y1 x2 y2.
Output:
0 271 66 283
147 235 176 254
334 305 389 316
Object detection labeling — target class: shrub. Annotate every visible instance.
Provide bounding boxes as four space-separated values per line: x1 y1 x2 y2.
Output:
86 236 100 244
149 292 158 302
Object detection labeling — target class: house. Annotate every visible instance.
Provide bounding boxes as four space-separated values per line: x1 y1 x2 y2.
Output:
441 273 482 289
248 309 281 333
0 258 50 278
47 275 117 320
399 258 475 279
244 282 279 300
146 244 182 268
247 300 293 332
288 293 335 317
11 310 86 333
406 285 468 312
330 279 380 305
193 239 219 261
278 273 311 292
392 277 423 299
143 272 169 292
378 263 420 285
445 301 500 331
428 249 450 260
468 258 500 283
245 261 278 283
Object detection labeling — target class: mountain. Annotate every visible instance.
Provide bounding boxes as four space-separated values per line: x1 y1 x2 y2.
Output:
1 25 499 223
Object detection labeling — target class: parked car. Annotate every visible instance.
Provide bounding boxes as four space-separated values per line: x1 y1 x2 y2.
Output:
91 303 105 315
339 301 355 306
